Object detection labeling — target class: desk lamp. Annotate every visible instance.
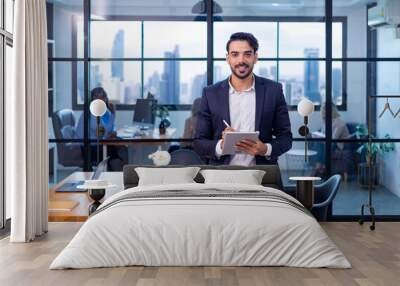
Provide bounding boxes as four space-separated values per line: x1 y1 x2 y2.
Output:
297 98 315 162
89 99 107 165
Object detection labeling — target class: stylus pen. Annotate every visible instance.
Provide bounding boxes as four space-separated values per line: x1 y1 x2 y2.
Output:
223 120 231 128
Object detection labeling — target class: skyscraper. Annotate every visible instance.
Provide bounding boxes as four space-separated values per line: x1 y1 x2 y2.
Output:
91 64 102 89
213 65 222 82
124 82 140 104
304 48 320 103
191 72 207 103
270 66 277 81
145 71 161 97
160 45 180 104
258 67 269 79
111 29 124 81
283 81 292 105
332 68 342 104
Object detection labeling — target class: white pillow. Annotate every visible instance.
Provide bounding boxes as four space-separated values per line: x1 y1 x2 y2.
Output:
200 169 266 185
135 167 201 186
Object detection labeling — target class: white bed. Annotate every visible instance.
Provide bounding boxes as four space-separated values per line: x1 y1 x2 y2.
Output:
50 183 351 269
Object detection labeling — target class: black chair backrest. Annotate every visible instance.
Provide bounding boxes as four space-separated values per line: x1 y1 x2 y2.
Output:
312 174 341 221
52 109 76 141
170 149 204 165
52 109 83 167
314 174 341 204
344 122 360 150
123 164 284 190
346 122 359 135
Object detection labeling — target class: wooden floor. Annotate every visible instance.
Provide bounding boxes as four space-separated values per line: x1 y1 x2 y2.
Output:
0 222 399 286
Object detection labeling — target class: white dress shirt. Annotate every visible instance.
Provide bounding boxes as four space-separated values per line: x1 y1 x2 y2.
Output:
215 75 272 166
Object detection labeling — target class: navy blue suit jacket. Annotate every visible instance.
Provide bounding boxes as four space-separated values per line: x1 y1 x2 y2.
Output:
193 75 292 165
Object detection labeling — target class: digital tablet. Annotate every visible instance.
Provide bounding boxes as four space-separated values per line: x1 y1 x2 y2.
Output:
222 131 259 155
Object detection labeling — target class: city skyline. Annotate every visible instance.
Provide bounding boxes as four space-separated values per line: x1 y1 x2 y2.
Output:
75 19 344 106
88 52 339 106
84 32 341 106
87 21 343 59
304 48 321 103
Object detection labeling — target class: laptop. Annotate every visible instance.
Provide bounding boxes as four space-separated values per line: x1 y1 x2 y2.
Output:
55 158 109 192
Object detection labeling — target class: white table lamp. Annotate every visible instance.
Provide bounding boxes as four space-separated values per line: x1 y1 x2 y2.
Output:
297 98 315 162
297 97 314 117
89 99 107 164
90 99 107 117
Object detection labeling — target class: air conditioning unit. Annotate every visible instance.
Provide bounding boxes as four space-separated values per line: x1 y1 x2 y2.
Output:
368 0 400 28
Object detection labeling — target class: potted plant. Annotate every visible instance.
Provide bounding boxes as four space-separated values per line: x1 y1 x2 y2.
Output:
145 91 171 135
353 125 395 186
153 105 170 135
353 125 394 164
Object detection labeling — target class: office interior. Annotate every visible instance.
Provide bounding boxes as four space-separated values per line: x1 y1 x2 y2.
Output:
48 0 400 218
3 0 400 224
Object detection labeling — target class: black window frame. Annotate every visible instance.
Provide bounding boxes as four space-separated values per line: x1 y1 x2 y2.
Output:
0 0 14 234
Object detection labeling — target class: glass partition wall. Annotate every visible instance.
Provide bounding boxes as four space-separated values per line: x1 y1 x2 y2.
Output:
47 0 400 220
1 0 14 231
332 0 400 218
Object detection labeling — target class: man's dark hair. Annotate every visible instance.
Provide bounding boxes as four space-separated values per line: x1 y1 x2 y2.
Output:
226 32 259 53
91 87 108 100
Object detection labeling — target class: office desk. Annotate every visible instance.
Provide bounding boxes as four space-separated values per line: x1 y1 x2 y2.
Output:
116 126 177 140
48 172 123 222
101 127 180 164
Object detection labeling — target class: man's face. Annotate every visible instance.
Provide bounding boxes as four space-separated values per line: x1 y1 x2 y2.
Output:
226 40 258 80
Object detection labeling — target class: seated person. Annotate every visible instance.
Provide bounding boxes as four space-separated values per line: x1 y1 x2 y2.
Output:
75 87 127 170
318 102 350 150
312 102 351 177
168 97 202 153
182 97 202 148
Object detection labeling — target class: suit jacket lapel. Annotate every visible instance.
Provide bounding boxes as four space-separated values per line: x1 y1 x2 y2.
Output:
219 78 232 163
255 75 265 131
219 78 231 125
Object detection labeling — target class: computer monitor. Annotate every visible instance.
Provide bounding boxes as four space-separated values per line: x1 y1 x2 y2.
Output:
133 99 157 125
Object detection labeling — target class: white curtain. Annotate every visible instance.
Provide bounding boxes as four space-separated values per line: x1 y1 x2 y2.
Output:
7 0 48 242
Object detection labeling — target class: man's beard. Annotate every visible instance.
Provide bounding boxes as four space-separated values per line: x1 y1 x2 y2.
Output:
230 63 253 79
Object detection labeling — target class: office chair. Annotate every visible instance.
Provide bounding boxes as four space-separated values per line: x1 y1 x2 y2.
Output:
311 174 341 221
52 109 84 167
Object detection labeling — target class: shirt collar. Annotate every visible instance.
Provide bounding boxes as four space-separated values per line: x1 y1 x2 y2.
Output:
228 74 255 94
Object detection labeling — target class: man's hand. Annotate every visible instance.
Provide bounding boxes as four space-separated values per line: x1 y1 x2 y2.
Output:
220 127 235 151
235 138 267 156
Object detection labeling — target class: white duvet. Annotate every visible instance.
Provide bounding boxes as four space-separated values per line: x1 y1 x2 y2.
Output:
50 183 351 269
